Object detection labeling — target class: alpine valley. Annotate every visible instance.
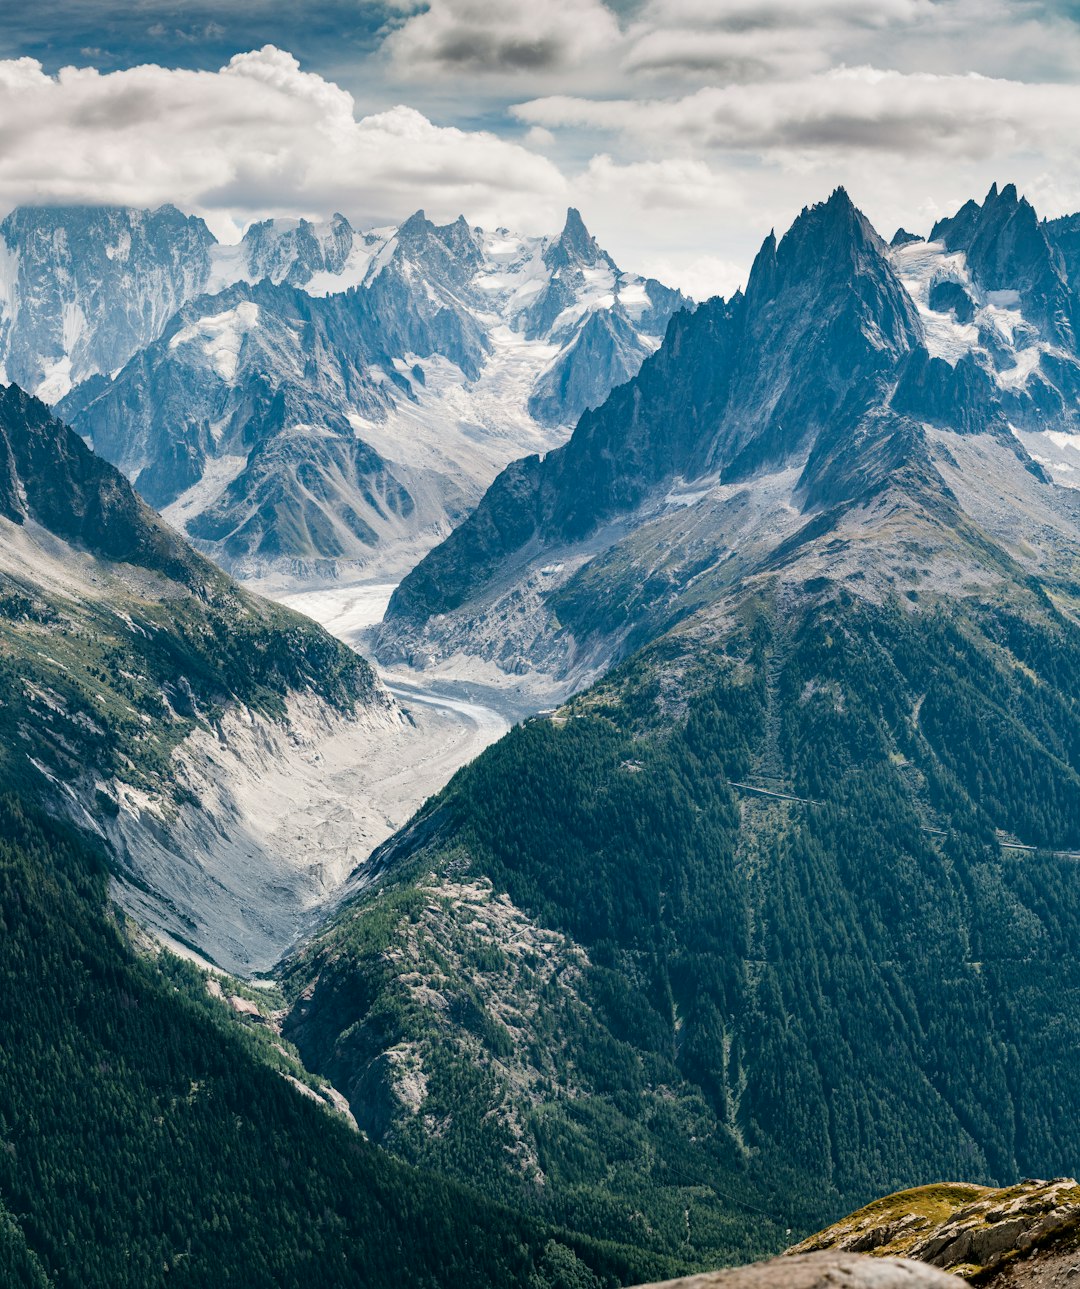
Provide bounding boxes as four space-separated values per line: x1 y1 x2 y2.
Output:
4 176 1080 1289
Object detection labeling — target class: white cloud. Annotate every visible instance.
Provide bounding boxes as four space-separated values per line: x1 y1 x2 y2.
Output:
579 153 741 213
0 46 568 232
380 0 621 78
4 4 1080 305
620 0 937 81
515 66 1080 163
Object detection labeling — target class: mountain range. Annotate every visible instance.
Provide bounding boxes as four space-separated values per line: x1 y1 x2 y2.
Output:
5 179 1080 1286
376 183 1080 693
0 202 686 581
278 184 1080 1266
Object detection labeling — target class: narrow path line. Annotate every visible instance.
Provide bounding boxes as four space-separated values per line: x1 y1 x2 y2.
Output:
726 782 1080 860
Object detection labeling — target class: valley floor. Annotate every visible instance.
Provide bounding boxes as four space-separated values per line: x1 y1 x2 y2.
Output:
115 582 522 977
277 579 549 721
167 579 530 967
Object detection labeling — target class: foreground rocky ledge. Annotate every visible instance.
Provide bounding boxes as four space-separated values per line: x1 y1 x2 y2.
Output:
790 1178 1080 1284
629 1251 958 1287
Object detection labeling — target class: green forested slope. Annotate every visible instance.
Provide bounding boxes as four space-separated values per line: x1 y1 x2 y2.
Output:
0 792 667 1289
0 387 669 1287
285 584 1080 1271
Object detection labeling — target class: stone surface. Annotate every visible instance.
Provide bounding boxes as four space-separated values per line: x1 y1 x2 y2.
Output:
629 1252 960 1288
792 1180 1080 1283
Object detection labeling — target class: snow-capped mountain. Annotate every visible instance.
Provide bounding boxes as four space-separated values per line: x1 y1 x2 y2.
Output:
376 184 1080 694
48 205 687 579
0 204 216 401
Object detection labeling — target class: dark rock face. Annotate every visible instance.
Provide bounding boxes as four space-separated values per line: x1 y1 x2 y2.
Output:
932 183 1077 346
715 186 921 480
527 306 654 427
0 382 202 587
1045 210 1080 292
891 348 1004 435
928 278 976 323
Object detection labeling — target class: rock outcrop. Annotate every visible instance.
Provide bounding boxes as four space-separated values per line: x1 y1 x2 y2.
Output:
791 1179 1080 1284
628 1252 960 1287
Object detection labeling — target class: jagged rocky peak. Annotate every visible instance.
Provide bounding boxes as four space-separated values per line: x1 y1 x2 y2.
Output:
744 188 914 335
392 208 484 285
930 181 1075 345
891 227 923 248
380 188 931 645
240 212 355 286
0 203 216 398
544 206 617 273
717 186 921 478
749 187 903 308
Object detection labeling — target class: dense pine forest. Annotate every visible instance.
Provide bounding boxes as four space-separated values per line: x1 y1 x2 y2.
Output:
286 584 1080 1268
0 791 672 1288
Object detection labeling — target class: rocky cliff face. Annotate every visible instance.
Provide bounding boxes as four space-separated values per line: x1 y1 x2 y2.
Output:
0 204 216 401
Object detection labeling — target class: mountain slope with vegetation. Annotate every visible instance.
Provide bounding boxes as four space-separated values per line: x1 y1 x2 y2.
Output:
0 790 668 1289
0 383 402 970
0 380 668 1288
287 578 1080 1266
284 186 1080 1271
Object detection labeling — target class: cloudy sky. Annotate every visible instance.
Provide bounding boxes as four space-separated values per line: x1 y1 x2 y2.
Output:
2 1 1080 296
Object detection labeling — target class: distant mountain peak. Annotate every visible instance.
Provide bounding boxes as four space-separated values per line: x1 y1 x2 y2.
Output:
544 207 616 273
397 209 430 237
891 228 922 247
929 182 1075 345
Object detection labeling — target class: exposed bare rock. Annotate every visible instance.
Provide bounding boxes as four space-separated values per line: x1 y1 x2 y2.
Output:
791 1180 1080 1284
628 1251 960 1287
